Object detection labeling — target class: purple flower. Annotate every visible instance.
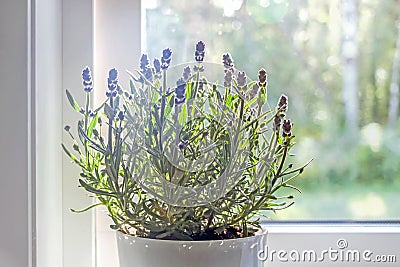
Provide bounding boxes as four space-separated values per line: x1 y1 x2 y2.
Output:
178 141 187 150
258 68 267 86
140 54 150 73
224 69 233 87
144 68 153 80
153 58 161 73
138 54 154 82
282 119 292 137
82 67 93 92
237 71 247 91
175 77 186 104
106 68 119 97
108 68 118 91
222 53 234 70
183 66 191 81
195 41 205 62
118 111 125 121
178 140 188 150
109 68 118 80
193 65 204 72
249 83 259 98
161 48 172 70
277 94 288 112
274 113 285 131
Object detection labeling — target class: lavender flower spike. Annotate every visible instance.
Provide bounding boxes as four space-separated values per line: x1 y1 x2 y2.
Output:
175 77 186 104
106 68 119 97
224 69 233 87
153 58 161 73
258 68 268 87
161 48 172 70
282 119 292 137
277 94 288 112
140 54 150 72
195 41 205 62
222 53 234 70
82 66 93 92
183 66 191 81
237 71 247 88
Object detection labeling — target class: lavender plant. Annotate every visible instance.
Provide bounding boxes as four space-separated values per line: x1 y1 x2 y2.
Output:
63 41 309 241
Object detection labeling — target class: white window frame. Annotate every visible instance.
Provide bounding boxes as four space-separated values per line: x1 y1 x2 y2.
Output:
21 0 400 267
0 1 36 267
35 0 143 266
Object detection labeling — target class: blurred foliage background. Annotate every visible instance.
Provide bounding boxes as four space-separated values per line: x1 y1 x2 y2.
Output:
143 0 400 219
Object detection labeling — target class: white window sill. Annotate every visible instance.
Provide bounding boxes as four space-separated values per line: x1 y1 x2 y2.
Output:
96 221 400 267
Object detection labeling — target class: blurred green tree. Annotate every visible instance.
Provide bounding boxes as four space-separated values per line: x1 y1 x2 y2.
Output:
144 0 400 219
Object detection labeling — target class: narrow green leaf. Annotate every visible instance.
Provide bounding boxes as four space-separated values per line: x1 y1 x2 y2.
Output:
114 96 120 110
186 82 193 100
245 96 258 109
66 89 81 112
142 202 167 222
257 87 266 107
164 95 174 118
71 203 103 213
225 94 233 108
213 84 223 102
283 183 302 194
104 103 114 119
247 81 257 88
78 179 116 197
77 123 106 153
77 120 85 145
178 103 187 126
129 78 138 95
151 89 159 103
61 144 80 164
87 113 98 138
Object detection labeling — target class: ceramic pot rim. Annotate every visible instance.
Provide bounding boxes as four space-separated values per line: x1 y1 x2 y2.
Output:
116 228 267 244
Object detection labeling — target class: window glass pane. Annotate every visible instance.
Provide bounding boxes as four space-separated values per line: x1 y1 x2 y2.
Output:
143 0 400 220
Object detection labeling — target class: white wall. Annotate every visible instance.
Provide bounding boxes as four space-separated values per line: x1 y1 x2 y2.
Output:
0 0 33 266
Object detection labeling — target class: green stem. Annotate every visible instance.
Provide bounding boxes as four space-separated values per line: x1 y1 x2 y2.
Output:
85 92 90 167
84 92 90 129
159 70 167 172
274 142 288 185
193 64 201 98
108 96 114 153
160 70 167 128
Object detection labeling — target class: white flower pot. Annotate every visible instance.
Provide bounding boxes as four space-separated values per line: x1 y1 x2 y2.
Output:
117 230 267 267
